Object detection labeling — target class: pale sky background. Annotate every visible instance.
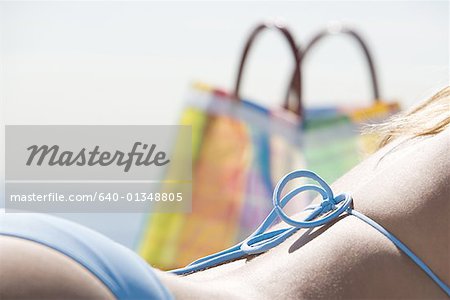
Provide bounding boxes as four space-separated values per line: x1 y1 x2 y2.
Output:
0 1 449 249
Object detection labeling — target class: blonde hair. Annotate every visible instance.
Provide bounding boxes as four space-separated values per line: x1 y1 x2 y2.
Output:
368 86 450 149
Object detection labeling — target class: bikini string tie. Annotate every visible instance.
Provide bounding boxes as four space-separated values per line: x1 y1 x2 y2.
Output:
240 170 353 254
173 170 353 272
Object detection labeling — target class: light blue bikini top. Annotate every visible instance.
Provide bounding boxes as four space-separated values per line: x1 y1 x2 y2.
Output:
171 170 450 297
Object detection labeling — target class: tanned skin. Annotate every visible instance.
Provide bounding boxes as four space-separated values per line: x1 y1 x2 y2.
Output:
1 128 449 299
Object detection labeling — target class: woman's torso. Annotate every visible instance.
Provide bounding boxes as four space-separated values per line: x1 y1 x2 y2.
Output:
159 128 450 299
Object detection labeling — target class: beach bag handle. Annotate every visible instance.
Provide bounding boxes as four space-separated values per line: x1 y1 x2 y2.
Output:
288 25 380 108
234 22 303 118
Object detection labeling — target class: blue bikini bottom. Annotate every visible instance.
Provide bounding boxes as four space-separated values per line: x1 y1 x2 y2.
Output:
0 212 173 299
1 170 448 298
